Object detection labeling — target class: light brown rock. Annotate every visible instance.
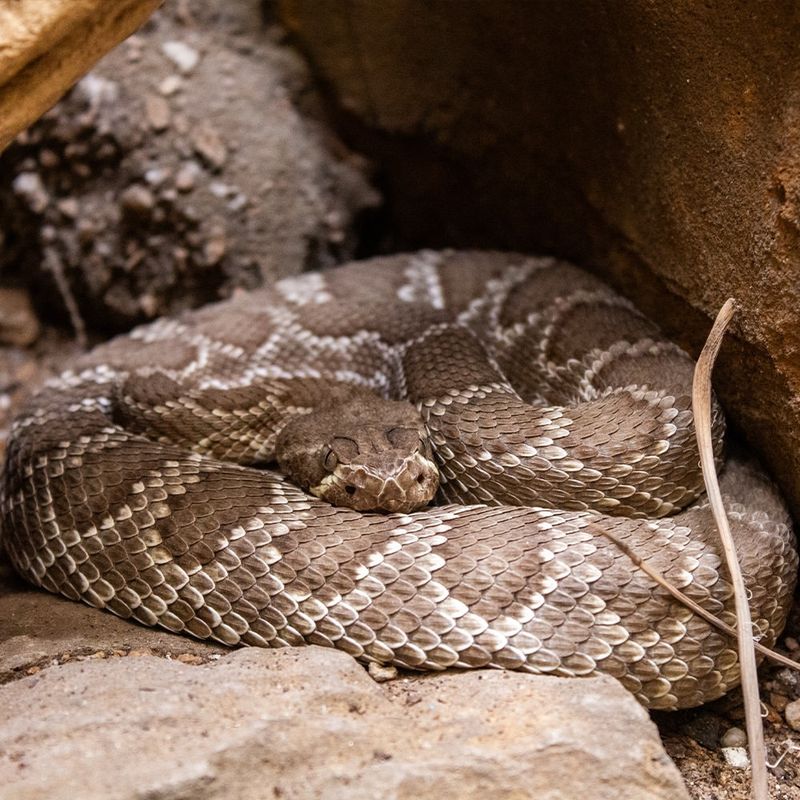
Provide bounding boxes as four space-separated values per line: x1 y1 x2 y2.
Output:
786 699 800 732
0 646 688 800
144 93 170 131
0 0 161 150
192 122 227 170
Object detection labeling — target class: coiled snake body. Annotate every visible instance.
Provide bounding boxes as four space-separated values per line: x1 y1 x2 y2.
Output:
2 251 796 710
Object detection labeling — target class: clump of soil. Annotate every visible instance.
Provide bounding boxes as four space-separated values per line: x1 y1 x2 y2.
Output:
0 0 377 337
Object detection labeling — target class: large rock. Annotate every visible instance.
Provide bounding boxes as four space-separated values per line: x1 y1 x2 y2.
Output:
278 1 800 520
0 0 160 150
0 572 686 798
0 645 688 800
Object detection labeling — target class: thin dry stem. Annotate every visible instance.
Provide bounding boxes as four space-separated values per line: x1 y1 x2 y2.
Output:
586 521 799 673
43 249 87 349
693 299 767 800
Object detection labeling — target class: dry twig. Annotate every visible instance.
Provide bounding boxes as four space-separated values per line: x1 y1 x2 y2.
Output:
693 299 767 800
43 249 88 349
586 299 796 796
586 522 799 673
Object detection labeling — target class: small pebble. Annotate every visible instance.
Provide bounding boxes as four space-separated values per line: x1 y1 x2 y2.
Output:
126 35 144 63
175 162 200 193
192 124 227 170
210 182 233 198
139 294 159 318
78 74 119 108
176 0 194 25
39 149 59 169
161 41 200 74
144 168 170 187
12 172 48 213
65 142 88 160
720 727 746 748
120 184 156 217
785 698 800 731
204 226 227 266
76 221 95 245
158 74 183 96
57 198 79 219
145 94 170 132
175 653 205 665
721 747 750 769
172 247 189 269
785 636 799 651
227 193 248 212
403 690 422 706
367 662 398 683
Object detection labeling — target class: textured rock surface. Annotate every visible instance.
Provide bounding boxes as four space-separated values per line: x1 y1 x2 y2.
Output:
0 0 161 150
0 570 226 679
0 1 378 332
278 1 800 521
4 565 800 799
0 643 688 800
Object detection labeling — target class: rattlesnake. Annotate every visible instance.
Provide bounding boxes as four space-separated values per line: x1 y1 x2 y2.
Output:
2 251 796 710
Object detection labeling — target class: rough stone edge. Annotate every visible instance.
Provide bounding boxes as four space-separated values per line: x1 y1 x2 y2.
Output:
0 647 691 800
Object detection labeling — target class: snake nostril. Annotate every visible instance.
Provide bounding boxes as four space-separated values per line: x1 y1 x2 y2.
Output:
345 485 356 495
416 474 426 484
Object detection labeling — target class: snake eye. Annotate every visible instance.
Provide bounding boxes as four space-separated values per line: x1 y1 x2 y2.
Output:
323 447 338 471
331 437 359 462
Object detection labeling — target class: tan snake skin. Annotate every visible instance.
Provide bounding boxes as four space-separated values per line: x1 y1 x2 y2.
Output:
1 251 796 710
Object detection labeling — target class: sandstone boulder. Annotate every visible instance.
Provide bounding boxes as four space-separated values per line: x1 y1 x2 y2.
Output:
0 644 688 800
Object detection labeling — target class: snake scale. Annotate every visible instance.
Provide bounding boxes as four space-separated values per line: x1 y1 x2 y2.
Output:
2 251 796 710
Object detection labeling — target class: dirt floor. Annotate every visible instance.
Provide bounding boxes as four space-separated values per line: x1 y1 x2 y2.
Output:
0 3 799 798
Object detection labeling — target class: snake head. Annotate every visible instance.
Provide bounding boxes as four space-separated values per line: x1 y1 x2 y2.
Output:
275 397 439 513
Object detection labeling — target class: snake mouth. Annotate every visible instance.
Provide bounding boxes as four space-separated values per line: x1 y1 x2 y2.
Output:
311 451 440 513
